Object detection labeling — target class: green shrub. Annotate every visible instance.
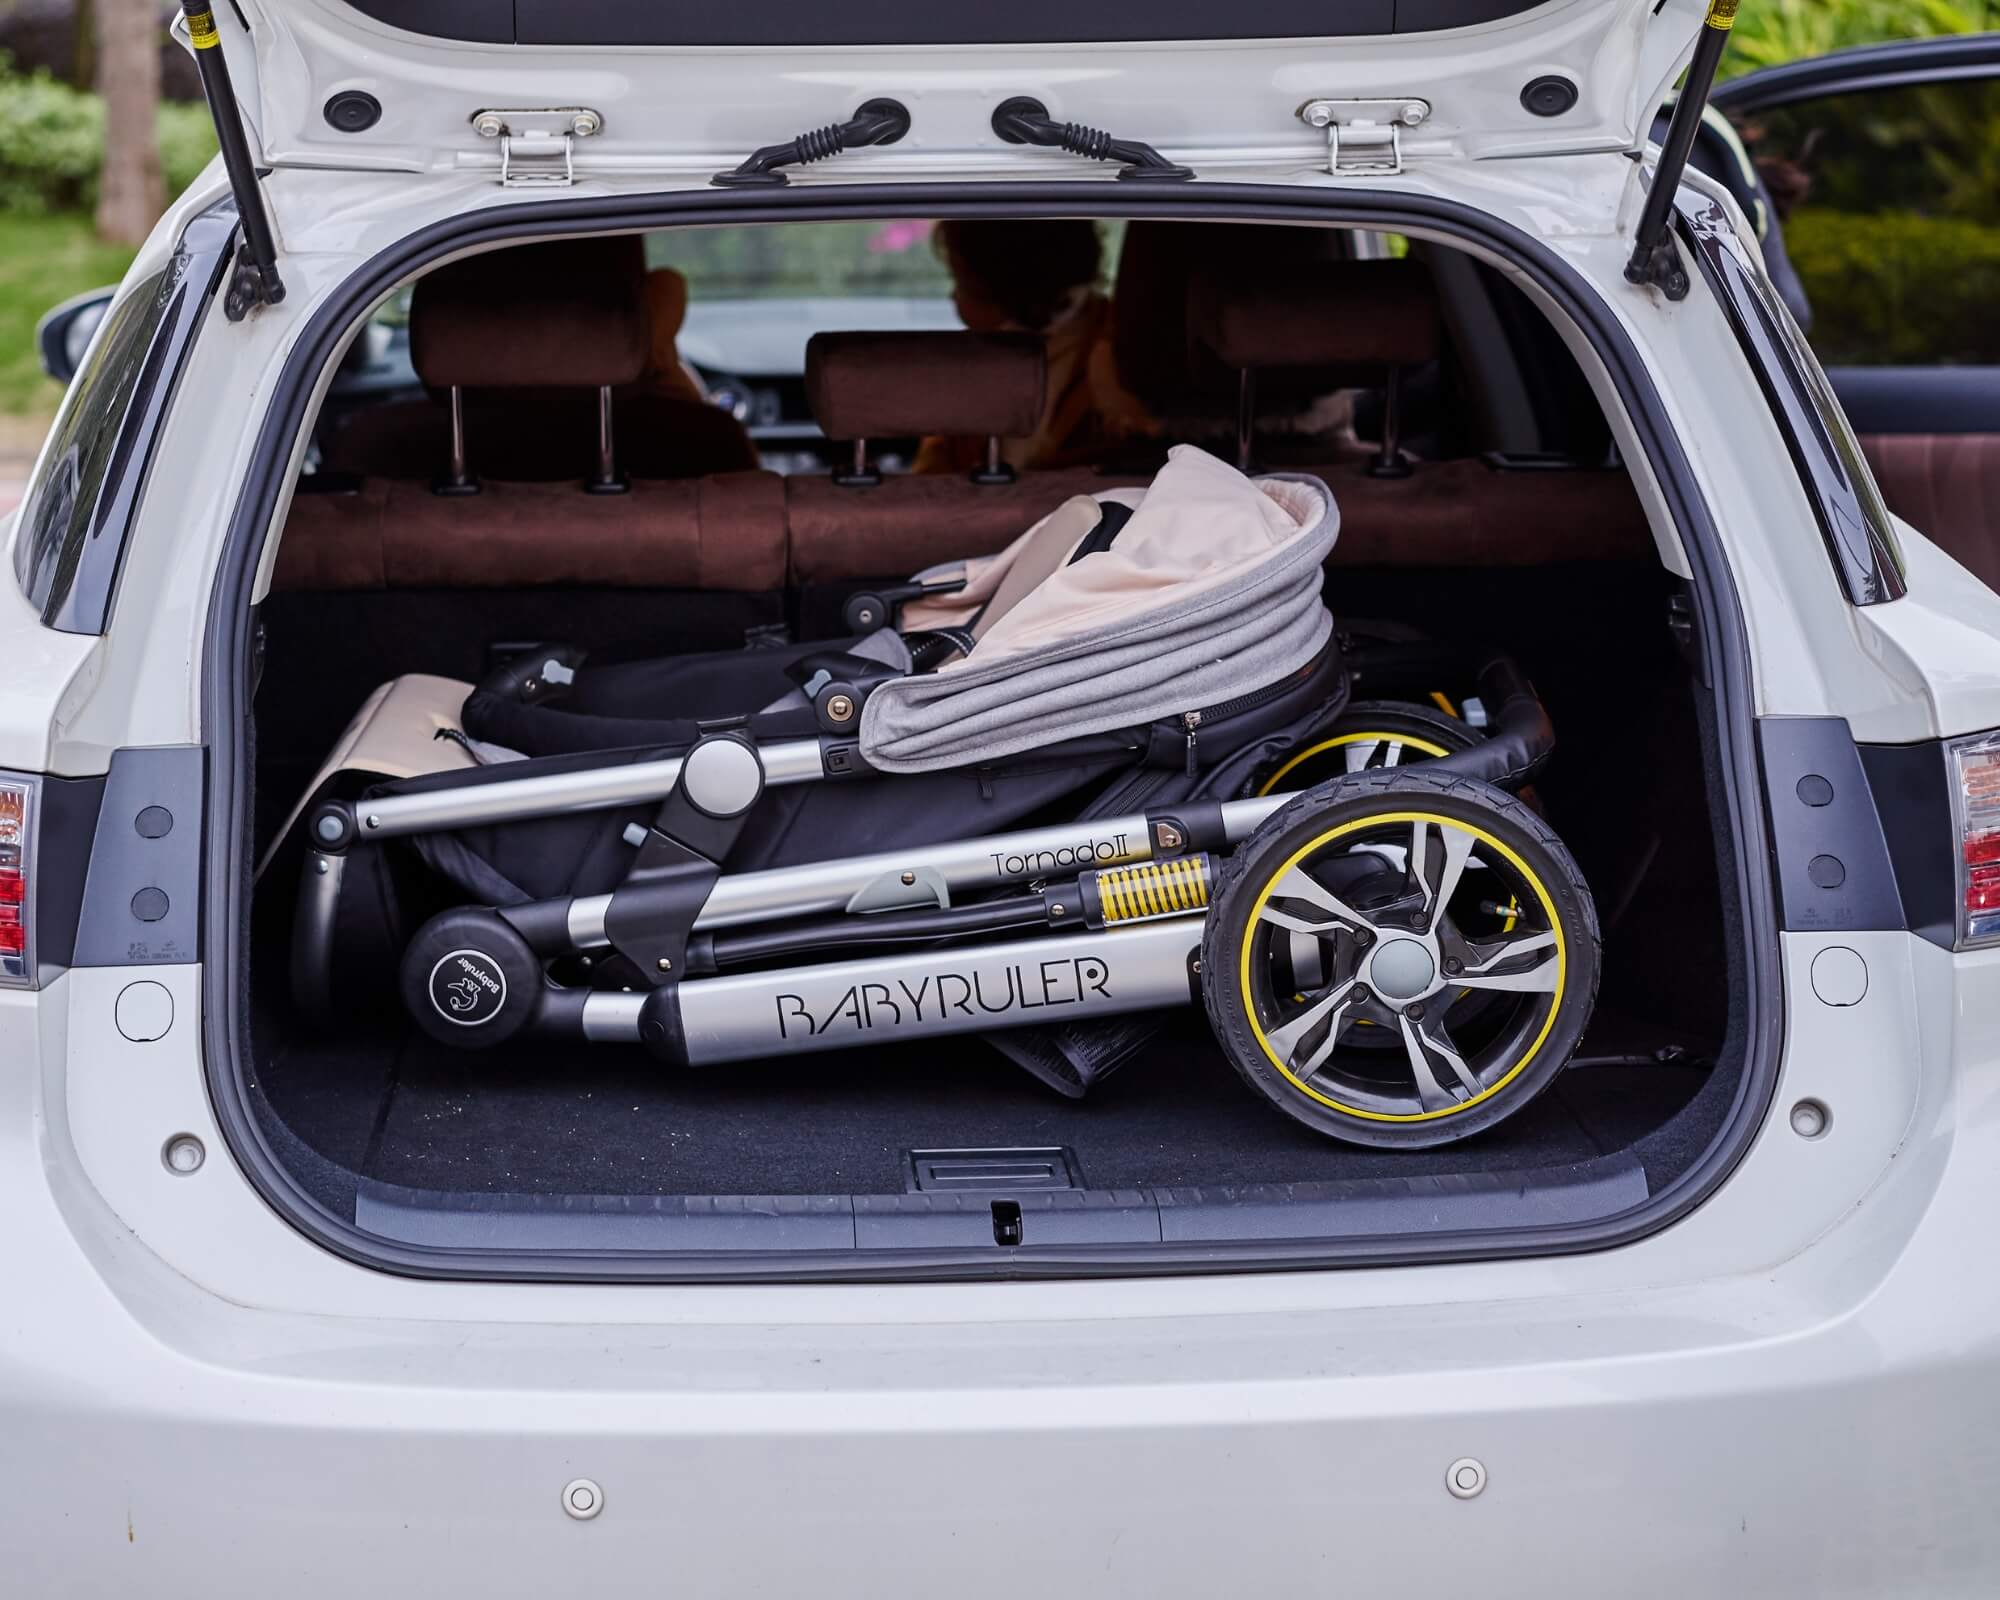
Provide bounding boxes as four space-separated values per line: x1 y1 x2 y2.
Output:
157 98 219 195
0 60 217 215
1785 207 2000 365
1724 0 1998 79
0 65 105 214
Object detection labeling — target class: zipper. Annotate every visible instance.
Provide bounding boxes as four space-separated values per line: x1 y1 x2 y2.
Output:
1176 646 1338 775
1181 668 1302 776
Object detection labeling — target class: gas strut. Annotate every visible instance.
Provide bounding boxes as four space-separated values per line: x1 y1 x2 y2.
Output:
712 99 912 187
991 98 1194 181
1624 0 1742 299
176 3 284 319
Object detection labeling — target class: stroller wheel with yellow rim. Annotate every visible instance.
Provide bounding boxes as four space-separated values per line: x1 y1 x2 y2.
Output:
1256 700 1480 796
1203 769 1600 1149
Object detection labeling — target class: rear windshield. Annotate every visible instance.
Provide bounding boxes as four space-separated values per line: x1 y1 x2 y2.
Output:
653 222 954 301
13 262 179 631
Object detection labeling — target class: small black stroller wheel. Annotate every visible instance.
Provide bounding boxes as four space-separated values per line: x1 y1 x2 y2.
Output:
400 906 545 1048
1255 700 1480 795
1203 769 1600 1148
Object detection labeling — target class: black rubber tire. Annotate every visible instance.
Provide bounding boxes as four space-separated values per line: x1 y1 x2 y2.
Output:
1255 700 1481 795
1202 768 1601 1149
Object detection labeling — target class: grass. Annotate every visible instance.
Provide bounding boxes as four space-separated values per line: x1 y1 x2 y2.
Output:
0 211 134 418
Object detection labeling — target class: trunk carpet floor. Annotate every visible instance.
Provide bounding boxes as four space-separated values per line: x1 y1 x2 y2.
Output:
257 1018 1710 1200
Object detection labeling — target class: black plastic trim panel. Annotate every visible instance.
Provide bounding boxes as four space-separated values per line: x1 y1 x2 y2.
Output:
1758 717 1908 935
353 1160 1649 1253
72 746 205 967
201 182 1780 1283
35 206 235 636
1858 739 1959 949
1759 718 1961 951
29 772 106 981
1679 197 1907 606
340 0 1545 45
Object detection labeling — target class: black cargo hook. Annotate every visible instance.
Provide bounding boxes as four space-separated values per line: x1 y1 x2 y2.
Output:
990 98 1194 182
712 99 912 188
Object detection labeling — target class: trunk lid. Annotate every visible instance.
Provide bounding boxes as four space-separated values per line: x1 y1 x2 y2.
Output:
193 0 1709 186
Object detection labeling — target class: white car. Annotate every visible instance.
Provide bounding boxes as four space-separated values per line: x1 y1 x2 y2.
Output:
7 2 2000 1593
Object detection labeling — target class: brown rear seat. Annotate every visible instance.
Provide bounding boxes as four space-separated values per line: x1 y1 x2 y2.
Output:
787 330 1149 581
276 236 787 593
281 257 1654 597
786 308 1650 583
326 237 757 484
273 472 786 592
1189 256 1655 566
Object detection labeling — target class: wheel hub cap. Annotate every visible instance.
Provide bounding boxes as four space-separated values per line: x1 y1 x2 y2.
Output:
1367 937 1436 1003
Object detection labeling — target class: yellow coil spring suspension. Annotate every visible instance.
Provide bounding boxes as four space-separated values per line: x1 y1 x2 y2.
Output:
1083 854 1213 926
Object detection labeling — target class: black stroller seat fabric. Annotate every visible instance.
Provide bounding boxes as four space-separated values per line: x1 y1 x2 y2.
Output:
300 450 1348 1027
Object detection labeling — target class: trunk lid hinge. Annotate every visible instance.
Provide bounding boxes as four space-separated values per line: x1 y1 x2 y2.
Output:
1297 99 1431 177
472 108 604 188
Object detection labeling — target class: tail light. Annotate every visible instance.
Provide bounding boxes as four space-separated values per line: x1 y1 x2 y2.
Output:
1950 730 2000 949
0 776 33 984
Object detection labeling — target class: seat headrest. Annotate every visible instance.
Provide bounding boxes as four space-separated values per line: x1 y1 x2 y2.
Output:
805 331 1045 441
1191 259 1442 371
411 236 650 390
1112 221 1352 416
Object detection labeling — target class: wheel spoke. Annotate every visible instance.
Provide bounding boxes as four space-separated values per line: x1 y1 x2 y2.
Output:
1287 930 1326 991
1265 979 1358 1079
1342 739 1385 773
1415 820 1476 935
1453 930 1559 993
1397 1012 1481 1109
1257 866 1377 936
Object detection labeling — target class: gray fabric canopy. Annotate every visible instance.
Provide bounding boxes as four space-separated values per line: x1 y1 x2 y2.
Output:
860 448 1338 773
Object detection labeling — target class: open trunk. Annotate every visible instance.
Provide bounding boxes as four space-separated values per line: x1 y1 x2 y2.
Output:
233 210 1750 1274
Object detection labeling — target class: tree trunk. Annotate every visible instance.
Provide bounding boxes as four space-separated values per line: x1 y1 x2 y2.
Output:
93 0 165 248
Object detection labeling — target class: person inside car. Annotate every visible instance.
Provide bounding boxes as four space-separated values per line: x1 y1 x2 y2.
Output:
915 219 1155 473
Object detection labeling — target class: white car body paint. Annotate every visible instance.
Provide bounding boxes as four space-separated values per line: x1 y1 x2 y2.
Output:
5 1 2000 1591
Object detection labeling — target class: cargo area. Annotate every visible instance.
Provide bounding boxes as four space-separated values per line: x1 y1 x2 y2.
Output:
237 216 1746 1267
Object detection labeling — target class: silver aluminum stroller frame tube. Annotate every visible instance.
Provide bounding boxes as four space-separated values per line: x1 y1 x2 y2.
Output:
577 915 1204 1062
348 739 829 840
564 792 1293 945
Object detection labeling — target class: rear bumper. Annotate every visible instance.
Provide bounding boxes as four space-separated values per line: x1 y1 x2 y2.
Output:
7 936 1999 1596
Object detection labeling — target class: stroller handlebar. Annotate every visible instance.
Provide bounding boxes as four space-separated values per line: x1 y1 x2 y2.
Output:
1424 656 1554 791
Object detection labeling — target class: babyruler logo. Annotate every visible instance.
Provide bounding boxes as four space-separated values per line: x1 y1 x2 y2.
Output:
776 955 1113 1041
427 948 508 1026
990 831 1132 881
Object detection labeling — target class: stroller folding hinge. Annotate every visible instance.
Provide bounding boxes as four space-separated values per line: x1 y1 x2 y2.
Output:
605 733 766 990
847 866 952 914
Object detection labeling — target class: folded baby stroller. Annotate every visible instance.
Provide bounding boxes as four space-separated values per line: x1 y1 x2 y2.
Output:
292 447 1599 1148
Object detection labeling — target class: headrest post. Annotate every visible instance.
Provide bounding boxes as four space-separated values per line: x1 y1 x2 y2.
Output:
585 384 630 495
1235 368 1257 475
432 386 480 497
969 434 1015 487
832 436 881 489
1367 367 1414 480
